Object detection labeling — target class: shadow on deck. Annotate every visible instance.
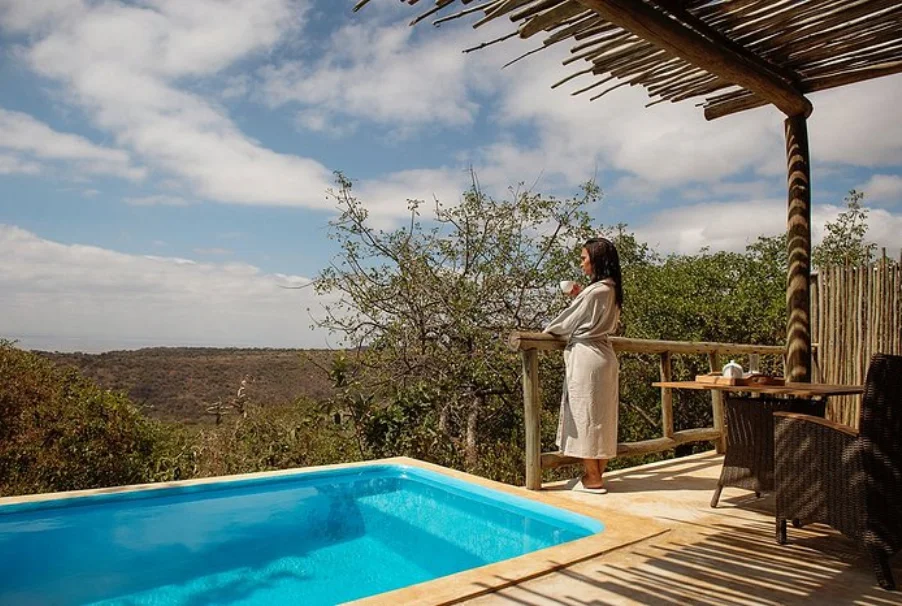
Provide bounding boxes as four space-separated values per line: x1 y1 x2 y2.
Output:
467 451 902 605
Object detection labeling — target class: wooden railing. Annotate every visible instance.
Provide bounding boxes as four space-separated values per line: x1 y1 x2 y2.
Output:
509 332 785 490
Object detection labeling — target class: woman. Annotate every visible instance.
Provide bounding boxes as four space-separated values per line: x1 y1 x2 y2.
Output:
544 237 623 492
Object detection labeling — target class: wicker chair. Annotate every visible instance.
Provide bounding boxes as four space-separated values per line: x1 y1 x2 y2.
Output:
775 353 902 591
710 395 824 508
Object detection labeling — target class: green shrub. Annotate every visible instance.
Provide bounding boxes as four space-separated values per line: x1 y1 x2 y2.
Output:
193 400 360 477
0 340 191 497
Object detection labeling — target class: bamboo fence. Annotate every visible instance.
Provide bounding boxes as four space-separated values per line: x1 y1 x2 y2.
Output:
812 251 902 427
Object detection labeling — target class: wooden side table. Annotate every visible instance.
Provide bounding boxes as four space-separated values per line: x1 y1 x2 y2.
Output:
652 381 864 507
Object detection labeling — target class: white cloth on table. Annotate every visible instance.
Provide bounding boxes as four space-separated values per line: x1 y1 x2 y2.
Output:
543 279 620 459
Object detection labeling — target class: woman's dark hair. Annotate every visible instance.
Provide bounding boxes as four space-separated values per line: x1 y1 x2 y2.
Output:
584 237 623 308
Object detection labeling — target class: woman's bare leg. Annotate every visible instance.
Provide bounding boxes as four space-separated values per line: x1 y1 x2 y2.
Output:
581 458 607 488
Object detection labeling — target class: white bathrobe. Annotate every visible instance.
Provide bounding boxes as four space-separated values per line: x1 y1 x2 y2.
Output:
543 279 620 459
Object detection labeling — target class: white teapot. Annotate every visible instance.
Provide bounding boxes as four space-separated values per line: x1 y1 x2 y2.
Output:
722 359 744 379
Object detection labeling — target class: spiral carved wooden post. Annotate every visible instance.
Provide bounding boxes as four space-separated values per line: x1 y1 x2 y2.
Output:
785 114 812 383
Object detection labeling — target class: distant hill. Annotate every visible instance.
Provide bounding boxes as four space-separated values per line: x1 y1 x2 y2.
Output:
39 348 338 426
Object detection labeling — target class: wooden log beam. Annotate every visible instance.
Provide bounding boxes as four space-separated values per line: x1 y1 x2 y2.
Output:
706 61 902 120
509 332 785 356
573 0 811 118
541 427 722 468
785 114 813 383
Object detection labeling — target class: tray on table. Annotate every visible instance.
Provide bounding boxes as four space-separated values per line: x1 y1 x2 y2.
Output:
695 373 786 387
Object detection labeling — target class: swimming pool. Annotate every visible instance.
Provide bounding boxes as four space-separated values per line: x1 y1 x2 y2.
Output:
0 462 603 605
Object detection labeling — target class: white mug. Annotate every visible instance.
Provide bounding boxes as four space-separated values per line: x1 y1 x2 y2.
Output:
559 280 577 295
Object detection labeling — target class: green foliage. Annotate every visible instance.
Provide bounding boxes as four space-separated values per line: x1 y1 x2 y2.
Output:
812 190 876 269
193 399 359 477
0 340 192 497
623 239 785 345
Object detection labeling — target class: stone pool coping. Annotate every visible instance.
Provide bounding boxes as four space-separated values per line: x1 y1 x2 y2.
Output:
0 457 670 605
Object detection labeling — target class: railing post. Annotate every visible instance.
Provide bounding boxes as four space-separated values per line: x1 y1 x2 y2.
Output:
659 352 674 438
521 349 542 490
708 352 726 454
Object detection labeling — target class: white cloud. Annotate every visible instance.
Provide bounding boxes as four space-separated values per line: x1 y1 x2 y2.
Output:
2 0 348 210
858 174 902 205
124 194 190 206
633 199 902 259
285 11 901 201
0 154 41 175
865 208 902 259
465 141 569 195
488 46 789 190
354 167 470 228
0 225 333 350
260 21 501 132
610 175 664 202
4 0 901 227
295 109 357 138
263 15 789 195
0 0 84 31
633 199 786 254
809 77 902 168
681 180 777 203
219 74 251 100
0 108 144 179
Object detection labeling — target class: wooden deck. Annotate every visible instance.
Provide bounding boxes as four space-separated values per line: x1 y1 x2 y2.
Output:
465 451 902 606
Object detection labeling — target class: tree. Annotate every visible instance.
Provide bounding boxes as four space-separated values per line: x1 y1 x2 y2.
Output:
314 172 602 474
812 190 876 268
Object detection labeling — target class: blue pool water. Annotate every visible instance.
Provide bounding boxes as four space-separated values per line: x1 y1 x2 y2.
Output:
0 465 602 605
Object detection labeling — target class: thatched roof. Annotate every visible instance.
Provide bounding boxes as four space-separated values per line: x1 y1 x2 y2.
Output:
355 0 902 120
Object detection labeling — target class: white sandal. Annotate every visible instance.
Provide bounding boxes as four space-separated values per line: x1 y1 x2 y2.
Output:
565 478 608 494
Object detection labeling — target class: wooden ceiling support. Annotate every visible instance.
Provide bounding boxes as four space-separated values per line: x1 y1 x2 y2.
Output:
706 60 902 120
785 115 813 383
573 0 812 118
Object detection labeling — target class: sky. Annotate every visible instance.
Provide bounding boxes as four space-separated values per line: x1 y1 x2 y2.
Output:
1 0 900 352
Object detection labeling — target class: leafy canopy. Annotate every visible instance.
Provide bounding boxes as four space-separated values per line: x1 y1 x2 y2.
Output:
812 190 876 268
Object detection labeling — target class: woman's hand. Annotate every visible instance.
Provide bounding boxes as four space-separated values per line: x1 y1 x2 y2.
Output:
568 283 583 297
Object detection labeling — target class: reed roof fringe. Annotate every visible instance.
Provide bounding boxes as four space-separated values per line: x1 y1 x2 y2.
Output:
354 0 902 120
